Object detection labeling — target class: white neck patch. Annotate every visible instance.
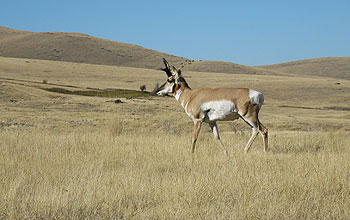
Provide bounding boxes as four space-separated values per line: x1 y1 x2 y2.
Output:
174 88 182 101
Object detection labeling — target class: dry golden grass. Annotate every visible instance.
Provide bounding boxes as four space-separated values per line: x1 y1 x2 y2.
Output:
1 56 350 219
1 128 350 219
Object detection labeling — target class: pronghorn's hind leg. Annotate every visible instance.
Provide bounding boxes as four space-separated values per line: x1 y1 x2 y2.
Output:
239 105 262 153
209 122 229 156
258 121 268 152
240 105 268 153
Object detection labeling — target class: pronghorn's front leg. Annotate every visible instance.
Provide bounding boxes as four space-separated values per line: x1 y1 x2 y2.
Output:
209 122 229 155
191 119 202 153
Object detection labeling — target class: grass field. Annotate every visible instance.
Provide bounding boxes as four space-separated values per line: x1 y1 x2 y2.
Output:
1 129 350 219
1 57 350 219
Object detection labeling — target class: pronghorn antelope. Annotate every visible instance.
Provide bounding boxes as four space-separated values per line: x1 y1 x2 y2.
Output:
157 58 268 154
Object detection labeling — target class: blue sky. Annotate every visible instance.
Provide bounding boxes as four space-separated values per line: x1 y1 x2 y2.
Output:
1 0 349 65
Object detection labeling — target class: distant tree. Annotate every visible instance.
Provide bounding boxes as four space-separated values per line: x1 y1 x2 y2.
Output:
140 85 146 92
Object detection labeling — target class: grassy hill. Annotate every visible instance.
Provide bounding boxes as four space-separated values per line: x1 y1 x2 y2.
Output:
257 57 350 79
0 26 186 69
0 27 296 77
1 26 275 76
2 27 350 79
184 60 284 76
0 26 32 39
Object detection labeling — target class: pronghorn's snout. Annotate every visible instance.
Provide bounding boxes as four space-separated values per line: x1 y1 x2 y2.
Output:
156 84 165 96
156 88 169 96
156 90 163 96
156 81 174 96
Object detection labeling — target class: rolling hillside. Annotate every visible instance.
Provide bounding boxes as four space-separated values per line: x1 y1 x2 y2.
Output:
1 26 350 79
0 26 288 76
184 60 279 75
257 57 350 79
0 27 278 76
0 26 32 39
0 26 186 69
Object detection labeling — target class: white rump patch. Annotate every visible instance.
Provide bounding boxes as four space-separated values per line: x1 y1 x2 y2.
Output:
200 100 239 122
249 89 264 109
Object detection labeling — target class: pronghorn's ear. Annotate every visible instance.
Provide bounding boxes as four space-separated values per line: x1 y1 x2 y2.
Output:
172 66 182 76
161 58 172 77
174 68 181 84
173 66 182 78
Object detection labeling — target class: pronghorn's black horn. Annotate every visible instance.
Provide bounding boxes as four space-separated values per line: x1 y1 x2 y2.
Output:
161 58 172 77
163 58 170 69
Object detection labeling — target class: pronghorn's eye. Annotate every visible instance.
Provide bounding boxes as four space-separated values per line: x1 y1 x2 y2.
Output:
167 79 173 83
